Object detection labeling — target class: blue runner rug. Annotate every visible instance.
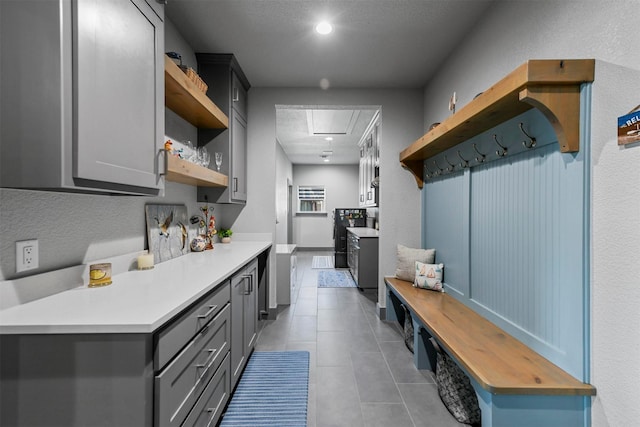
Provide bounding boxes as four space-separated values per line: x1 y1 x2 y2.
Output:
317 270 356 288
220 351 309 427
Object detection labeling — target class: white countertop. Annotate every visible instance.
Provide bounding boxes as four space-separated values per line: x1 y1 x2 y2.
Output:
0 241 271 335
276 244 297 255
346 227 379 238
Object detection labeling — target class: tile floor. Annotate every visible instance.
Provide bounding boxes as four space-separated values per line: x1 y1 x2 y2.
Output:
255 250 465 427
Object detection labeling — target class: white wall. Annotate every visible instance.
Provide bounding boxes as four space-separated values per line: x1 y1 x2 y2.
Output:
242 88 423 310
421 2 640 426
275 142 293 245
292 164 359 248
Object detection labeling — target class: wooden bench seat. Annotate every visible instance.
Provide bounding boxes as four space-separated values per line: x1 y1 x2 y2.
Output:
384 277 595 427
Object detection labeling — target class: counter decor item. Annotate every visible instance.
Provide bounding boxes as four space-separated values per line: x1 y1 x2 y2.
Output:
189 235 207 252
189 204 217 250
218 228 232 243
145 204 189 264
89 263 112 287
137 253 154 270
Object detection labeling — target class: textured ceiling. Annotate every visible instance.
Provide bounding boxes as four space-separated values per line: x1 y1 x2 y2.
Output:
166 0 494 163
276 106 378 164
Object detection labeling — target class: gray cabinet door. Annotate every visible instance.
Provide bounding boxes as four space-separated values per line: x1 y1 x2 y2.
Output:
75 0 163 191
230 272 245 388
244 260 258 354
0 0 163 195
229 258 258 389
231 73 248 120
231 109 248 202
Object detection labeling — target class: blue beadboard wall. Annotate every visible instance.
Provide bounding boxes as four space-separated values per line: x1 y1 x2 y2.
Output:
422 101 590 380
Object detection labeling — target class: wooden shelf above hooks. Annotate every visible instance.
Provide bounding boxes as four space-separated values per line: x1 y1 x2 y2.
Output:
400 59 595 188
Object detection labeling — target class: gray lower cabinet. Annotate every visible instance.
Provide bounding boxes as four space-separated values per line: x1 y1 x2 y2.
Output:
154 282 231 427
196 54 250 204
0 333 154 426
347 231 379 289
181 353 231 427
0 0 164 195
0 274 248 426
231 258 258 388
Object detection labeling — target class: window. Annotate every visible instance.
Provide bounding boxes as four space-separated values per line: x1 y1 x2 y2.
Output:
297 185 326 213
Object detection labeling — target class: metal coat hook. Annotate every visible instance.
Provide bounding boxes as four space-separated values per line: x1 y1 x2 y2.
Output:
457 150 470 168
429 160 439 176
519 123 536 149
424 163 433 179
472 143 486 163
433 159 444 176
494 134 508 157
444 155 456 173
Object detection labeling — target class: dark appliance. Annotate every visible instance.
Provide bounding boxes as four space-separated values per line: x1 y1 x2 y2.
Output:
333 208 367 268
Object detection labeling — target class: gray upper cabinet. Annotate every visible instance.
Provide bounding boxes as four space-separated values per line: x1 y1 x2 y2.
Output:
0 0 164 195
144 0 165 20
359 115 380 207
196 54 250 204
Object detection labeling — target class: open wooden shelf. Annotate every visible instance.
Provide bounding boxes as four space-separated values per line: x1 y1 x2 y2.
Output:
164 55 229 129
400 59 595 188
166 155 228 187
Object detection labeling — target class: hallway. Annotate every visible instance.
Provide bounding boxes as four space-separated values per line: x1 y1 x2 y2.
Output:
255 251 465 427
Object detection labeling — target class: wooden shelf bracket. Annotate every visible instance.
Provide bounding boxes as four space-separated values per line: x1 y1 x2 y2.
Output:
519 85 582 153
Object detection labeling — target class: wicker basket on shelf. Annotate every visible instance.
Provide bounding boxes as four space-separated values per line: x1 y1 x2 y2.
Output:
166 52 208 94
180 66 208 94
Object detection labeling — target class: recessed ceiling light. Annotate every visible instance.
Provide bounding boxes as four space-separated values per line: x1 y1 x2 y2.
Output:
319 78 330 90
323 157 330 162
325 137 333 141
315 21 333 35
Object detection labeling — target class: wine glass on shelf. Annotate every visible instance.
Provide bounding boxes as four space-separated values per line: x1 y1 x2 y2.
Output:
197 147 209 167
214 152 223 171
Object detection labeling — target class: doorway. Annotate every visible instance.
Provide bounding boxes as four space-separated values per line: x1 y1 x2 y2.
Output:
275 104 381 247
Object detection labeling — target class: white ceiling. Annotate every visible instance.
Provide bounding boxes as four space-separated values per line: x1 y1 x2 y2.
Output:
166 0 495 163
276 106 379 164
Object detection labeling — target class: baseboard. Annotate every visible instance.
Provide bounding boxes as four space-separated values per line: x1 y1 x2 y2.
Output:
264 307 278 320
376 302 387 320
296 247 333 252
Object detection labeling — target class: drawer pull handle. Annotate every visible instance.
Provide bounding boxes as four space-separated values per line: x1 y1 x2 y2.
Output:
195 348 218 384
242 274 253 295
205 393 226 427
198 304 218 319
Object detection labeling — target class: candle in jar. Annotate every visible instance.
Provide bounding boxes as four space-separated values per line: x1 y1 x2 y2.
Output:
89 263 112 287
137 254 154 270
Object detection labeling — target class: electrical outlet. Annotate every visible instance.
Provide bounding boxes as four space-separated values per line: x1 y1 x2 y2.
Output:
16 239 39 273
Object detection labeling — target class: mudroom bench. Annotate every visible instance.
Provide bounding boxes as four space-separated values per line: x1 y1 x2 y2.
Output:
384 277 596 427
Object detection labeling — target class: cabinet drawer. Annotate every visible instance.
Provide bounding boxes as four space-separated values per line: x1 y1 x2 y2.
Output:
155 281 230 369
182 353 231 427
155 304 230 427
